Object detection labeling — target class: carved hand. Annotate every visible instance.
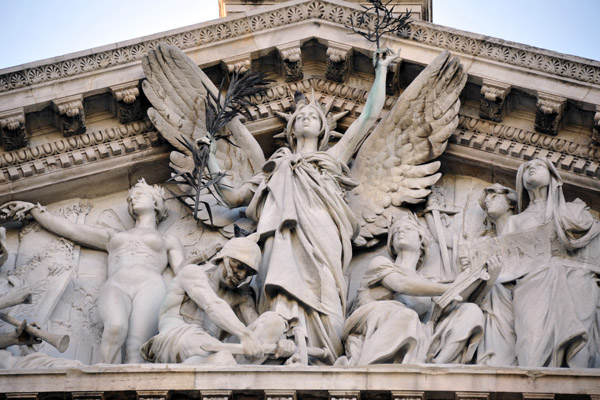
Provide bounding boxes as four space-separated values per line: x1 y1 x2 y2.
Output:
240 330 264 360
0 201 37 221
485 255 502 281
274 339 296 359
11 319 42 346
373 48 399 69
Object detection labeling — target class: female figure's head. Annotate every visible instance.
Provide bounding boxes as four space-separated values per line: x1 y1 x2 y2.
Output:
286 102 329 152
387 213 431 266
127 178 168 225
515 158 562 213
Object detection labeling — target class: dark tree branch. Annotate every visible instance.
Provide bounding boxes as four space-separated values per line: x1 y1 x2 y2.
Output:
346 0 411 48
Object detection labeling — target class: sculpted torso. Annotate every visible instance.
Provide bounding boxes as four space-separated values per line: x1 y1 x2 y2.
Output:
107 228 169 278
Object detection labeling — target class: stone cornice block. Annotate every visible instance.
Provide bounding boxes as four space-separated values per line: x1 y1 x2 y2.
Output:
265 390 296 400
111 80 145 124
329 391 360 400
201 390 232 400
391 391 424 400
52 94 86 137
455 393 490 400
137 391 169 400
326 41 353 83
593 104 600 146
222 53 252 74
277 41 303 82
72 392 105 400
479 78 511 122
111 81 140 104
5 394 38 400
534 91 566 136
0 108 27 150
386 58 402 95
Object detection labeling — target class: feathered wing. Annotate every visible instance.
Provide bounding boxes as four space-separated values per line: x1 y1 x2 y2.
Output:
142 43 265 194
349 50 467 247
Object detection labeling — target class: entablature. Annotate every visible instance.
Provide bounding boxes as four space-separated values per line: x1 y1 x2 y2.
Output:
0 365 599 398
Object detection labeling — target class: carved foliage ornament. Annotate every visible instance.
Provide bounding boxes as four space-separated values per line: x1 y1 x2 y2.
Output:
0 109 27 150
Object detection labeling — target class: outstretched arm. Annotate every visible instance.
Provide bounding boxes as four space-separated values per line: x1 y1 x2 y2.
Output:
0 201 110 251
328 49 398 164
382 271 450 297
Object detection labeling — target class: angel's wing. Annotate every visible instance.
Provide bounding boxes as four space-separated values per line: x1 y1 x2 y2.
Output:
349 50 467 247
142 43 265 189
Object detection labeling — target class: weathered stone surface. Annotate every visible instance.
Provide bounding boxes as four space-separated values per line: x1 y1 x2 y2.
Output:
325 42 352 83
277 42 303 82
534 92 566 136
479 79 511 122
0 108 27 150
53 95 86 137
111 81 145 124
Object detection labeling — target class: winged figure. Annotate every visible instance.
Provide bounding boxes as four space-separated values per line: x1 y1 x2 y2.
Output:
142 43 466 364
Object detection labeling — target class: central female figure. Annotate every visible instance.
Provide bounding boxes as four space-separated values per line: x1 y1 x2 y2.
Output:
207 50 397 364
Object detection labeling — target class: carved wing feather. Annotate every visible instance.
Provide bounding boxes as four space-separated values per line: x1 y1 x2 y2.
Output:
349 50 467 247
142 43 265 189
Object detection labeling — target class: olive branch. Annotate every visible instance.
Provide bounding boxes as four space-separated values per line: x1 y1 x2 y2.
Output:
167 70 271 223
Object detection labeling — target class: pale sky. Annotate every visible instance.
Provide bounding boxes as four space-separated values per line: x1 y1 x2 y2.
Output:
0 0 598 70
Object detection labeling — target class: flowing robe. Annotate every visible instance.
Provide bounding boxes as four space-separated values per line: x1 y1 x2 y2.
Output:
246 148 359 363
508 199 600 367
340 256 484 365
508 160 600 368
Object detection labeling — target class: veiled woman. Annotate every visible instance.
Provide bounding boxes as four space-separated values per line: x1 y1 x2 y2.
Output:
507 158 600 367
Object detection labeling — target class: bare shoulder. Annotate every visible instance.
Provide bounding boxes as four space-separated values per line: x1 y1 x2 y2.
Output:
163 233 183 248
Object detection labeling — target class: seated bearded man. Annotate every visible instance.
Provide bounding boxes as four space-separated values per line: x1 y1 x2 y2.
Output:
141 237 294 365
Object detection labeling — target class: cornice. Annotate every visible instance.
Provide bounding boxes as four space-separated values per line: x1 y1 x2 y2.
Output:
0 120 160 183
452 115 600 179
0 0 598 95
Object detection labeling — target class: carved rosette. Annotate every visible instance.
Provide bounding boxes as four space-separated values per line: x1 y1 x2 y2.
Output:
593 105 600 146
479 79 511 122
0 108 27 150
111 81 145 124
277 42 303 82
534 92 566 136
223 53 252 75
53 95 86 137
326 42 352 83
